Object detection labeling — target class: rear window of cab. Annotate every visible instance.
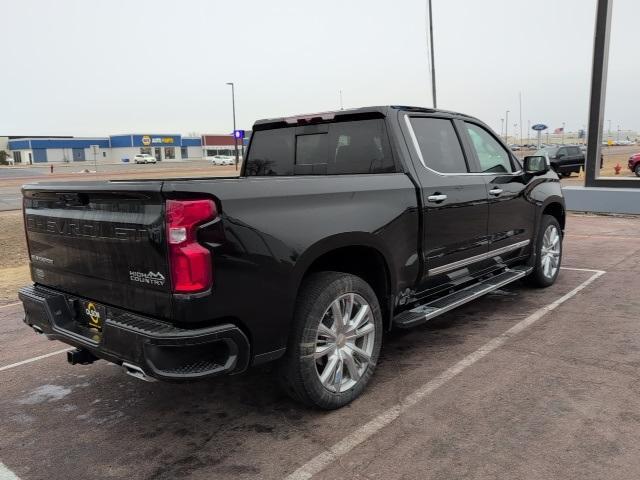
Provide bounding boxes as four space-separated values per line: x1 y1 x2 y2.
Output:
245 119 396 176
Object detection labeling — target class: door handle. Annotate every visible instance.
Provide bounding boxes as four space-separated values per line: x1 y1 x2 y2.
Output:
427 194 448 203
489 188 503 196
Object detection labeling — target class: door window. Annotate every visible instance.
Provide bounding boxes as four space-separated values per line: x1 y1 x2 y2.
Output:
465 123 513 173
567 146 581 156
409 117 468 173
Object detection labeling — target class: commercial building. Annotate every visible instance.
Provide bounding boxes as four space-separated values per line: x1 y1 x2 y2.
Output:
6 134 206 164
5 132 251 164
109 134 183 162
7 137 110 164
202 133 251 158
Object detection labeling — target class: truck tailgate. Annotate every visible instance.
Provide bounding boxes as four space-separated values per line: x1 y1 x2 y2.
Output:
22 181 172 319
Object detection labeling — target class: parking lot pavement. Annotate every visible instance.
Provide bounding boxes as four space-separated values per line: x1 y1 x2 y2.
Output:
0 213 639 480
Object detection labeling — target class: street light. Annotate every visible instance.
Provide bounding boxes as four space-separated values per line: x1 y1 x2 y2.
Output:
226 82 239 170
505 110 510 143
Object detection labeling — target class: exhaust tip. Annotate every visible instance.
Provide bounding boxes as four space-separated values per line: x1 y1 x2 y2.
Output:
122 362 157 382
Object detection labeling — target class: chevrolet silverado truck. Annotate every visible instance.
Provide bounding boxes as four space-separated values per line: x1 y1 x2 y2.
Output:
19 106 565 409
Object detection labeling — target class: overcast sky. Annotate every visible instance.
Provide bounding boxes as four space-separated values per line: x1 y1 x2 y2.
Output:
3 0 638 137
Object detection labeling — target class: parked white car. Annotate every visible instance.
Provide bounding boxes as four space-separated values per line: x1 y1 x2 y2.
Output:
134 154 157 164
210 155 235 166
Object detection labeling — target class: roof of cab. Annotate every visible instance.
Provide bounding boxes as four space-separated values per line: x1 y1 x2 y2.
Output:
252 105 474 130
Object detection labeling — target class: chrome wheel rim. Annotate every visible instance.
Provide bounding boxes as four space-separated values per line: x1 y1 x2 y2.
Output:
541 224 561 279
314 293 375 393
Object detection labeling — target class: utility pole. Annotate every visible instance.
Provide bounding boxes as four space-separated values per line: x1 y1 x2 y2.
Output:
226 82 239 170
519 92 523 146
428 0 437 108
505 110 510 143
608 119 612 140
527 120 531 144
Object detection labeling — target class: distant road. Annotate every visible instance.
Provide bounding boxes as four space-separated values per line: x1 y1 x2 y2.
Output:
0 186 22 211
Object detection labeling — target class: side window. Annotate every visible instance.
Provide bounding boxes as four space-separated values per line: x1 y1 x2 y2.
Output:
245 128 294 176
327 119 395 174
409 117 468 173
465 123 513 173
557 147 568 158
568 146 581 156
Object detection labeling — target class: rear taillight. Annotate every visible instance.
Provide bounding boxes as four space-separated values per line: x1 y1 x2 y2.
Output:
166 199 217 293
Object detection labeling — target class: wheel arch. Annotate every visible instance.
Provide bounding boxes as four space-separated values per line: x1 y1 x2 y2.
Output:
292 233 397 329
541 199 566 232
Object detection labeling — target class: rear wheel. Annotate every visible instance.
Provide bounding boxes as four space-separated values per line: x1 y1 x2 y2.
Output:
278 272 382 409
526 215 563 287
635 164 640 177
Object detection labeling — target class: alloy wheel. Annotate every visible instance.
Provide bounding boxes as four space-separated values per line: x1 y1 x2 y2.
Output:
314 293 376 393
540 224 561 279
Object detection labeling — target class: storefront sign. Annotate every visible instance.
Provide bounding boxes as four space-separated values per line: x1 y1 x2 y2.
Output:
133 135 180 147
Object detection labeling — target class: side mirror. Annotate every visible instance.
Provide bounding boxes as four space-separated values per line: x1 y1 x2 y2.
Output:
523 156 549 175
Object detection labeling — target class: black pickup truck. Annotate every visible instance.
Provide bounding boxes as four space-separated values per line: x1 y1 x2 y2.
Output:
535 145 603 177
19 106 565 409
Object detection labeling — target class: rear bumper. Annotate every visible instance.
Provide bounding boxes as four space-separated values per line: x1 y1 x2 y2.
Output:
18 284 250 381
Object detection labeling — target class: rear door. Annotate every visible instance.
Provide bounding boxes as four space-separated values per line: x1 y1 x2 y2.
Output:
566 146 584 170
403 115 490 284
23 181 172 319
460 120 535 260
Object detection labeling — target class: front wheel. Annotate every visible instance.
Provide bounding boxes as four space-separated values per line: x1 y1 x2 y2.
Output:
635 164 640 177
278 272 383 409
526 215 563 287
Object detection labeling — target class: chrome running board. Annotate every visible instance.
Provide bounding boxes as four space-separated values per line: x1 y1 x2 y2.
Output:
393 266 532 329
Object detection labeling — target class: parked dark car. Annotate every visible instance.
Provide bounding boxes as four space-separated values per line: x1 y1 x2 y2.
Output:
628 152 640 176
535 145 603 177
19 106 565 409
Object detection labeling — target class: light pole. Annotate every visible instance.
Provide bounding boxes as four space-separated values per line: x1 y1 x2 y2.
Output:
500 118 504 138
608 119 611 140
428 0 437 108
505 110 510 143
226 82 239 170
519 91 523 146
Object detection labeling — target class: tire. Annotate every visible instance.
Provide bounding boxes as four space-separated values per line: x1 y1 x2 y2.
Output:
635 164 640 177
526 214 563 288
278 272 383 409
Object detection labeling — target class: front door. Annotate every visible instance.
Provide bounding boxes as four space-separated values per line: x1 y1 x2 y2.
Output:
72 148 85 161
154 147 162 161
461 121 535 261
404 115 490 285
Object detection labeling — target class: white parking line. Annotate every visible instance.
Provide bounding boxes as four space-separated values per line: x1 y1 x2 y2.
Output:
0 302 20 310
0 463 20 480
0 348 72 373
285 268 606 480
